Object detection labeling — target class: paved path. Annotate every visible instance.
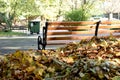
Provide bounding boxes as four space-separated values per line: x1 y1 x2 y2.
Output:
0 28 43 55
0 36 38 55
0 28 62 55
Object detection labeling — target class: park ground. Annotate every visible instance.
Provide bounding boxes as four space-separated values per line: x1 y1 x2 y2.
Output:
0 26 120 55
0 29 40 55
0 29 63 55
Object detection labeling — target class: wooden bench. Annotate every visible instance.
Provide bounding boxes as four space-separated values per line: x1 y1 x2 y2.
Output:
38 21 120 50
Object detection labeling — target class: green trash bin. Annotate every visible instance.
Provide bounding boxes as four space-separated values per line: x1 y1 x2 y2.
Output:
28 21 40 34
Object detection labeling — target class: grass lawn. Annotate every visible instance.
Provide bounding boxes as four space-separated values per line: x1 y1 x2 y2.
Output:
0 31 27 37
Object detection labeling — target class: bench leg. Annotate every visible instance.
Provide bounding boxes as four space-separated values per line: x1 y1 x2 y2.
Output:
38 36 43 50
42 44 46 50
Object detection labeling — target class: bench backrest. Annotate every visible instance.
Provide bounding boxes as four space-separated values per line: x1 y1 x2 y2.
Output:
38 21 120 50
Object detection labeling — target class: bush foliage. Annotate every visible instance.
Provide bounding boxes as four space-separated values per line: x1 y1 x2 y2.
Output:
65 8 91 21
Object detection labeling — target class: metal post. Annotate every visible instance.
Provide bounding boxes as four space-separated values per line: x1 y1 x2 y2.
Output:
42 22 48 49
95 21 101 37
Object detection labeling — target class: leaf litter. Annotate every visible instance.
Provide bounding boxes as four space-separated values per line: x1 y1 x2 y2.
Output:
0 36 120 80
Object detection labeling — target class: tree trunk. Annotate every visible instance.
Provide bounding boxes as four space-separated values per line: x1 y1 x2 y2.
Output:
83 0 86 4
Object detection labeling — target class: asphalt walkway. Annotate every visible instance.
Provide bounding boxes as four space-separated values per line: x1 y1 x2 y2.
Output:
0 29 43 55
0 35 38 55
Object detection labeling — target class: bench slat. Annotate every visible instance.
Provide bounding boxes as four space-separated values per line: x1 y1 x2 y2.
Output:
47 33 119 41
101 21 120 24
48 25 120 30
47 43 66 45
47 36 93 40
47 21 97 26
46 35 120 45
47 31 94 35
99 25 120 28
48 26 95 30
98 29 120 33
47 29 120 35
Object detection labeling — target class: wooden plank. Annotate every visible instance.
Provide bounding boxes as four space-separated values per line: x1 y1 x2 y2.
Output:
47 31 95 35
47 21 97 26
47 43 66 45
47 36 93 40
99 25 120 29
97 35 120 39
98 29 120 34
46 30 119 41
48 25 95 30
101 21 120 24
114 35 120 38
47 29 120 36
47 25 120 30
46 35 120 45
46 40 85 45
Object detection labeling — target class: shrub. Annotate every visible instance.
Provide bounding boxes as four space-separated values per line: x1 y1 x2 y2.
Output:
65 8 91 21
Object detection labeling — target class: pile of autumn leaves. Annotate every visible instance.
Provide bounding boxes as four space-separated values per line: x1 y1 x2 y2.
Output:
0 36 120 80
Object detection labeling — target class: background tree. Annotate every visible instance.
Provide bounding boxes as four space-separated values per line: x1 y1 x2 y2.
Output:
0 0 111 29
0 0 40 31
0 0 15 31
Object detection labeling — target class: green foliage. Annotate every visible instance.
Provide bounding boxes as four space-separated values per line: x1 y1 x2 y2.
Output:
0 0 104 22
112 76 120 80
0 0 40 30
0 0 40 20
0 0 6 12
18 0 40 17
64 0 98 21
65 8 91 21
0 12 14 31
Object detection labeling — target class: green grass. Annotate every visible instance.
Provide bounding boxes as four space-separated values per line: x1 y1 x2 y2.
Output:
0 31 27 37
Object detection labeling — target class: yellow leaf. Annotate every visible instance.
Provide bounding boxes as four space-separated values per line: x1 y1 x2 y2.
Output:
115 52 120 57
98 71 104 79
112 76 120 80
26 66 36 73
62 57 74 63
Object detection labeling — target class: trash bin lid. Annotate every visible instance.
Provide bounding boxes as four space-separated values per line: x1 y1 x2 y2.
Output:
29 19 40 22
